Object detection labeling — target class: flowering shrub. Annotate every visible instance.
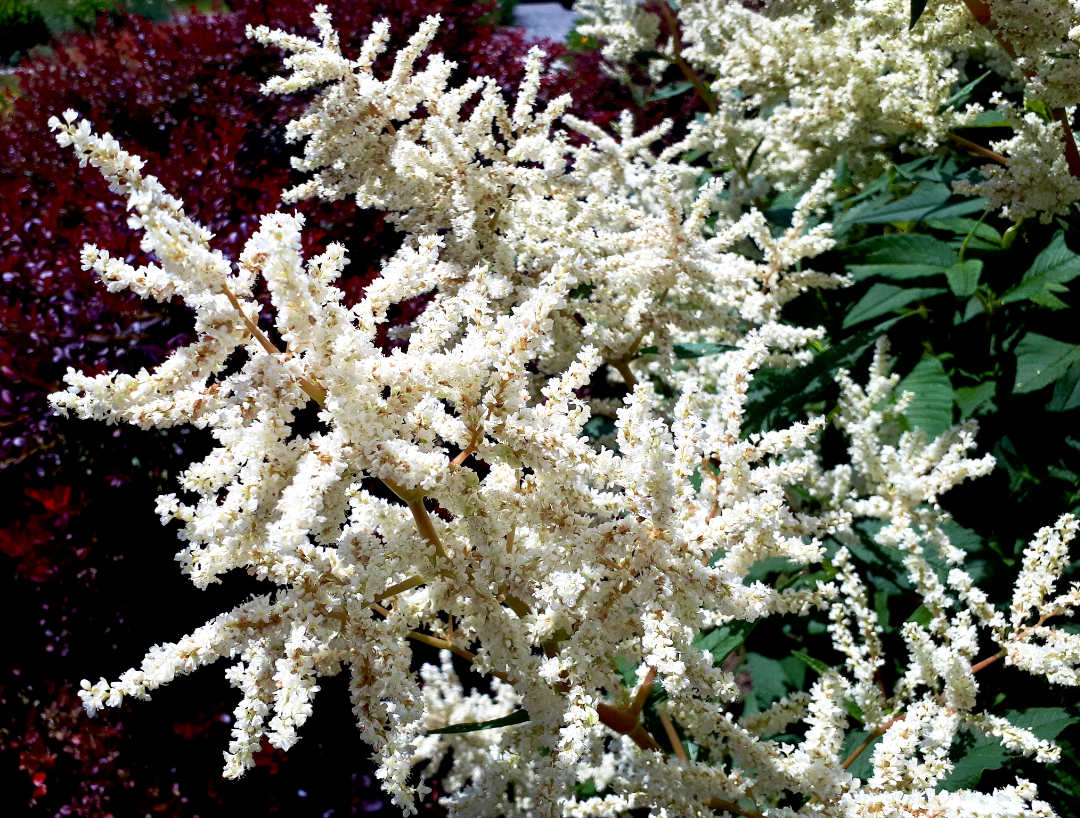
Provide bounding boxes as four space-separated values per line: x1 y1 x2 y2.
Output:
36 3 1080 816
0 0 616 813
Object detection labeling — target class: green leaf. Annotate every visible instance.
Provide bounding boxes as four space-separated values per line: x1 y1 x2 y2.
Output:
964 109 1011 128
1014 333 1080 393
910 0 928 28
846 264 949 282
1009 707 1078 740
939 70 992 113
791 650 831 676
906 604 933 626
842 284 946 328
945 259 982 297
1025 97 1053 123
942 708 1079 791
955 382 996 419
926 216 1002 243
1048 361 1080 411
744 322 901 431
942 737 1008 790
673 341 739 359
898 355 954 436
428 708 531 734
842 182 987 225
694 622 753 665
647 81 693 102
844 233 957 267
841 730 882 780
1001 231 1080 309
746 653 792 710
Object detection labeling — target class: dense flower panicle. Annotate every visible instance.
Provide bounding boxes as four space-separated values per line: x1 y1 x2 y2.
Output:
574 0 1080 219
575 0 984 203
47 7 1080 818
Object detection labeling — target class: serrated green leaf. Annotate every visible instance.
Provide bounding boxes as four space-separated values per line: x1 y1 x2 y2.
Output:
574 778 598 799
1008 707 1077 739
964 109 1011 128
1025 97 1053 122
898 355 954 436
959 296 986 324
945 259 982 297
842 182 987 225
429 708 530 734
925 217 1002 243
941 708 1079 791
907 604 933 626
744 322 901 431
938 70 993 113
841 729 882 780
1014 333 1080 393
1001 231 1080 309
746 653 791 710
1048 360 1080 411
842 284 946 329
941 738 1007 790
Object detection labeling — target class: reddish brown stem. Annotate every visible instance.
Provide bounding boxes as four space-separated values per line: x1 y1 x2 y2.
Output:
970 650 1005 674
656 0 717 116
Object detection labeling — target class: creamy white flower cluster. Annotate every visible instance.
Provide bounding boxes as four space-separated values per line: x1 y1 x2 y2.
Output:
574 0 1080 219
574 0 984 203
48 8 1079 818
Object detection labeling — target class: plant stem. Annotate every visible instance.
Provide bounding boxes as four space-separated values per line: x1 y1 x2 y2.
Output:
656 0 717 115
947 132 1008 165
405 497 450 561
658 709 688 762
613 359 637 389
221 284 327 405
373 575 425 602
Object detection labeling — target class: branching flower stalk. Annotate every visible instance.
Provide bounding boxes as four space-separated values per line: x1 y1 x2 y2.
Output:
45 7 1080 818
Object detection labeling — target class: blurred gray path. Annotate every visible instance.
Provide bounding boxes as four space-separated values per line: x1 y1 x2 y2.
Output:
512 2 576 41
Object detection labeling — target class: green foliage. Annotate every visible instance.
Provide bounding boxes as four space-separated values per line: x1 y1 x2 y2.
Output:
0 0 174 63
735 143 1080 811
941 709 1079 791
428 708 531 734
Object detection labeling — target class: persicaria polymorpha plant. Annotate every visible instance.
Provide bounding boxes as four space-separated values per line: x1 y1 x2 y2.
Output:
43 4 1080 817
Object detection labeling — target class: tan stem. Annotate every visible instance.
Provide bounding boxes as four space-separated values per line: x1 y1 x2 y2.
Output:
613 359 638 390
374 575 425 602
221 285 327 405
406 498 450 561
658 709 688 762
629 666 658 719
948 132 1008 165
